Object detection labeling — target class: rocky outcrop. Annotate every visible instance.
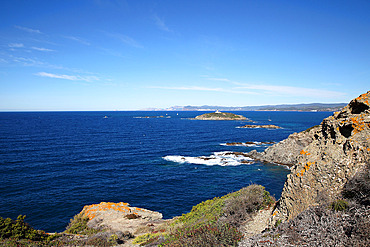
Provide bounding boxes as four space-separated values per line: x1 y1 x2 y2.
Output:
80 202 163 235
238 124 282 129
272 91 370 223
247 126 318 166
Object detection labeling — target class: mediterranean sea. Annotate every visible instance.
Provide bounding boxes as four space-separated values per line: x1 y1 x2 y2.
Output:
0 111 332 232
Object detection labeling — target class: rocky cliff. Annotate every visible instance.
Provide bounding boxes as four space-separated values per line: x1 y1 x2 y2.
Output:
247 125 318 166
272 91 370 223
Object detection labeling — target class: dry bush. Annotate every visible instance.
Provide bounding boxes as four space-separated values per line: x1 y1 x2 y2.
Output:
342 164 370 206
222 184 275 227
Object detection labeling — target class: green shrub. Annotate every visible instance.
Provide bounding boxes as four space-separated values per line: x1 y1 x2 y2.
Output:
160 184 274 246
222 185 275 227
0 215 49 241
133 232 166 246
274 219 282 228
331 199 348 211
65 213 98 235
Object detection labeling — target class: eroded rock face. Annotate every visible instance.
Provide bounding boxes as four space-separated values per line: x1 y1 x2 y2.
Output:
272 91 370 223
80 202 163 234
247 126 318 166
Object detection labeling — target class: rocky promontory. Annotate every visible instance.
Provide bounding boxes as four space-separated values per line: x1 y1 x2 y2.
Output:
194 111 247 120
247 125 319 166
63 202 164 246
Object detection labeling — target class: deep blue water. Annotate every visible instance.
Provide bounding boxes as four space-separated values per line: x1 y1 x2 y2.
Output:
0 111 331 232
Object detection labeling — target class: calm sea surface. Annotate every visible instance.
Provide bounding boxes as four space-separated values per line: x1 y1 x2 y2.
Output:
0 111 331 232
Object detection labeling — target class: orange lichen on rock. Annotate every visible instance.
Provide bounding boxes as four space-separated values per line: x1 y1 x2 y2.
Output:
82 202 131 220
356 92 370 102
350 116 366 135
300 150 311 155
296 161 314 177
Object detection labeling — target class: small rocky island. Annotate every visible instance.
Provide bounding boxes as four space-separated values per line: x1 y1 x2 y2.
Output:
238 124 282 129
194 110 247 120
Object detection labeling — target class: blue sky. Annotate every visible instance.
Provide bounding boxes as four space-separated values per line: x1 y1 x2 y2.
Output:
1 0 369 111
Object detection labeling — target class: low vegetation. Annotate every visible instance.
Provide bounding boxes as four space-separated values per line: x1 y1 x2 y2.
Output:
65 213 99 235
0 215 57 246
0 213 119 246
133 184 275 246
242 164 370 246
331 199 348 211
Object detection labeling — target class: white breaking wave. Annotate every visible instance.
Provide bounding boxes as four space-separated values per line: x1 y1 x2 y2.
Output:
163 151 254 166
220 141 274 147
220 142 261 147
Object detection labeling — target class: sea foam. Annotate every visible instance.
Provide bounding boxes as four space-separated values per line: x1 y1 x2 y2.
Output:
163 151 254 166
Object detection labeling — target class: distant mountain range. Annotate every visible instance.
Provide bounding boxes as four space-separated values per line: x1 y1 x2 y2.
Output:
143 103 347 112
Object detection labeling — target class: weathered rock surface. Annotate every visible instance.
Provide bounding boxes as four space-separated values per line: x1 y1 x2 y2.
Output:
80 202 163 235
272 91 370 223
238 124 282 129
247 125 319 166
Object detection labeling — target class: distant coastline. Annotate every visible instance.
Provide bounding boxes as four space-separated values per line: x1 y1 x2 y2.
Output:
142 103 347 112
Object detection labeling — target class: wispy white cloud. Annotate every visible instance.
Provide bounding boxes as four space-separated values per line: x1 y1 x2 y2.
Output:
153 15 172 32
233 83 346 98
8 43 24 48
206 77 231 82
150 80 345 99
35 72 99 82
148 85 258 95
11 56 45 67
15 25 42 34
31 47 54 52
105 32 143 48
8 54 98 75
63 36 90 46
150 86 224 92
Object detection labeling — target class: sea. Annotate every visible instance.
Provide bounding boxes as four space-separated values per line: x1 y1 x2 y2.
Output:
0 111 332 232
